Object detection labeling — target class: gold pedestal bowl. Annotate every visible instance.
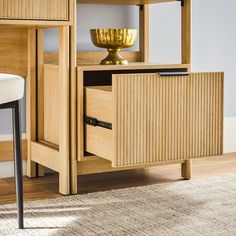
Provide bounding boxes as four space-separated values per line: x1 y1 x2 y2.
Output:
90 28 137 65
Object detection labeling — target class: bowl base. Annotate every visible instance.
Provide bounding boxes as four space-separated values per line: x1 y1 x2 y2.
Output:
100 49 128 65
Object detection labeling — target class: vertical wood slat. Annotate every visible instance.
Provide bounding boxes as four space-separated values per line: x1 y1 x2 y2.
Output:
58 26 70 194
0 0 68 20
182 0 192 67
113 72 224 167
37 29 45 143
26 28 37 177
70 0 78 194
139 4 149 63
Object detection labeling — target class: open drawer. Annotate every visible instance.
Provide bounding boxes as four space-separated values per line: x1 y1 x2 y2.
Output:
0 0 69 21
85 72 224 168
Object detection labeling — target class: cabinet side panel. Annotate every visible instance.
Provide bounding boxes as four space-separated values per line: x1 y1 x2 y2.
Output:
43 66 60 146
113 72 224 167
0 28 27 76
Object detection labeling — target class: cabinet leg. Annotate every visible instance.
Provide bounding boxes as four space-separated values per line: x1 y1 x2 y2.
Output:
27 160 45 178
37 164 45 177
71 169 78 194
26 160 37 178
59 171 70 195
181 160 192 180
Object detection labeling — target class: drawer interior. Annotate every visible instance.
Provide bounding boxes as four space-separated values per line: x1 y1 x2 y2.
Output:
85 86 112 124
85 86 113 161
83 68 188 86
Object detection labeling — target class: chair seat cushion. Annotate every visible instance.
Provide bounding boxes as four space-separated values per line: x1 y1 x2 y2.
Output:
0 74 24 105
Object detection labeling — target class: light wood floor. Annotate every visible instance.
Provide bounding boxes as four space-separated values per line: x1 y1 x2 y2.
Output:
1 153 236 204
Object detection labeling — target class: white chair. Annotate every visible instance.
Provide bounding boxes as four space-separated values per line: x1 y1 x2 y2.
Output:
0 73 24 229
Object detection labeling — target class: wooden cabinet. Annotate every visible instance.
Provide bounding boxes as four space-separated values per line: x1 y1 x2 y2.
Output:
85 72 224 167
0 0 69 21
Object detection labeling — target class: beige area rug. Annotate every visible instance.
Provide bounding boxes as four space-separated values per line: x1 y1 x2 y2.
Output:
1 174 236 236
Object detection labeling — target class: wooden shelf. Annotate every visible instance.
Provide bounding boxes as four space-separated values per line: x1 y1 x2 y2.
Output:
44 62 190 71
77 63 190 71
77 0 176 5
44 63 190 70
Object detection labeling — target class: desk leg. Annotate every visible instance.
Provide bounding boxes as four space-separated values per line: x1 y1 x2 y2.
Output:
181 160 192 180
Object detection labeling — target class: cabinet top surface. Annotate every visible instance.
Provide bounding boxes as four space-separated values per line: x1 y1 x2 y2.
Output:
76 63 190 71
77 0 176 5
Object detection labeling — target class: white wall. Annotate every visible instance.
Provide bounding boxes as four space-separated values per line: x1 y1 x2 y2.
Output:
192 0 236 117
149 2 181 64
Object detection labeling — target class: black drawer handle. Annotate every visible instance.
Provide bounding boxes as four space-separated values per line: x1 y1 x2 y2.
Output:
160 72 190 77
84 116 112 130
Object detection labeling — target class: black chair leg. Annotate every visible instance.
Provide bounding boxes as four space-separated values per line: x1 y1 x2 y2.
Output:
12 101 24 229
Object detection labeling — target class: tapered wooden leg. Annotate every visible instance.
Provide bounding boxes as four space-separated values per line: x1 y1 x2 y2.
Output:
71 176 78 194
12 101 24 229
181 160 192 180
59 171 70 195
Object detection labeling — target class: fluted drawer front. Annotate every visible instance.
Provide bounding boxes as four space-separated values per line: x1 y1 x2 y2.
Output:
0 0 69 21
112 72 224 167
